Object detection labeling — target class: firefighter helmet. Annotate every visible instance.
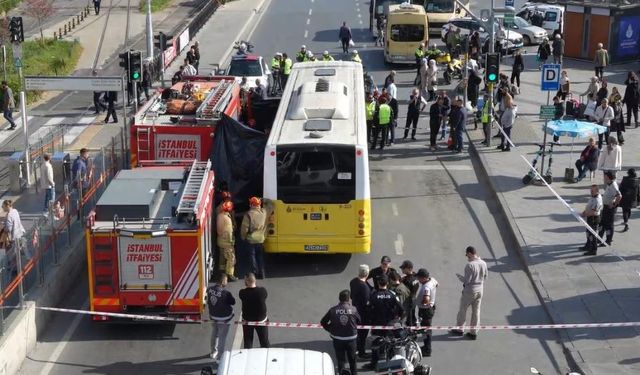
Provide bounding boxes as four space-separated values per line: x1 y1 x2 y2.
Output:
221 201 234 212
249 197 262 207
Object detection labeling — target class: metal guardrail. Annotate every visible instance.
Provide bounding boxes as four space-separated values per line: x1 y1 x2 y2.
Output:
0 127 125 335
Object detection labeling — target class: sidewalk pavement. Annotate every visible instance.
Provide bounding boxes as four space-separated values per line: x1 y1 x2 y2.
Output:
465 63 640 374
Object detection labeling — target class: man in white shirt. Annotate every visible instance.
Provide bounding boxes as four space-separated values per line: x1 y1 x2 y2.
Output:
182 58 197 77
594 98 614 149
2 199 26 274
450 246 488 340
41 154 55 214
414 268 438 356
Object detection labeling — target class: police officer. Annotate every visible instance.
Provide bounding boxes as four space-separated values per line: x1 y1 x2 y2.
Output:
281 53 292 88
399 260 419 326
367 255 397 290
365 275 403 370
351 50 362 63
415 268 438 357
321 290 361 375
414 42 425 77
305 50 316 62
270 53 282 95
322 51 334 61
216 201 236 281
372 97 393 150
207 273 236 361
296 45 307 62
365 93 377 147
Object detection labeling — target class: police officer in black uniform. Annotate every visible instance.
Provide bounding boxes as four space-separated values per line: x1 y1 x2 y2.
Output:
321 290 361 375
364 275 404 370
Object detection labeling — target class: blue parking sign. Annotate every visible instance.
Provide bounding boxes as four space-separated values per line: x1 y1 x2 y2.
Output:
541 64 560 91
505 0 514 7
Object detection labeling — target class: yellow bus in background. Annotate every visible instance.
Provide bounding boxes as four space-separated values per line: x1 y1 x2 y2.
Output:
263 61 371 254
385 3 429 64
422 0 467 35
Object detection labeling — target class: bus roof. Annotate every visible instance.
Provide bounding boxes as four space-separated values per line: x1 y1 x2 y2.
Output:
266 61 366 147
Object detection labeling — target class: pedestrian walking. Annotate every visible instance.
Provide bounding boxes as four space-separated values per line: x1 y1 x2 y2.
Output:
375 15 385 47
403 88 427 142
597 171 621 248
537 38 551 69
414 268 437 356
610 91 625 145
217 201 236 281
321 290 360 375
620 169 639 233
239 273 270 349
1 200 25 275
207 273 235 362
93 91 106 114
428 96 442 150
240 197 267 279
580 185 603 255
593 42 609 79
339 21 352 54
349 264 372 358
552 34 564 65
103 91 118 124
363 275 403 370
367 255 397 290
449 98 466 153
623 72 639 128
93 0 101 14
71 148 89 189
450 246 487 340
594 99 615 150
41 154 55 214
2 81 16 130
511 49 524 88
388 269 411 323
141 67 151 102
574 138 599 182
399 260 419 326
597 136 622 176
557 70 570 100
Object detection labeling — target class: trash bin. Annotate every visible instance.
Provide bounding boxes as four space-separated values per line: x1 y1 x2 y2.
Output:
51 152 70 192
8 151 25 193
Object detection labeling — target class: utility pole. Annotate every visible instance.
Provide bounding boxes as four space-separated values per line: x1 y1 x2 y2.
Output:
146 0 154 60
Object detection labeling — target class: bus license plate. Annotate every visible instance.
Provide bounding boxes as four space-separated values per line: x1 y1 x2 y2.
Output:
310 213 322 220
304 244 328 251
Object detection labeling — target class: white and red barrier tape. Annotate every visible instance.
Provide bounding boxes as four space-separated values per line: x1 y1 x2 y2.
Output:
34 306 640 331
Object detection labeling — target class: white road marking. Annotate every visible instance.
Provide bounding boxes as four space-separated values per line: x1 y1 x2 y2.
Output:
386 172 392 182
77 116 96 124
372 165 473 171
306 18 310 25
304 30 308 38
391 203 398 216
394 234 404 255
40 301 89 375
308 9 312 15
357 13 361 18
359 20 363 25
44 117 66 126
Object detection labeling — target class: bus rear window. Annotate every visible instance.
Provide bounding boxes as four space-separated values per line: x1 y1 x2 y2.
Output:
277 147 356 204
390 24 425 42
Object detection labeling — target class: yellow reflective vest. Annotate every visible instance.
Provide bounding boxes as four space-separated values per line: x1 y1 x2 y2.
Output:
415 48 425 59
378 103 392 125
366 101 376 121
322 55 334 61
482 101 491 123
271 57 280 70
283 58 292 74
351 55 362 63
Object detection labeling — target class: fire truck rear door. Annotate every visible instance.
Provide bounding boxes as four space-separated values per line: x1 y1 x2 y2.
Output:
118 235 172 290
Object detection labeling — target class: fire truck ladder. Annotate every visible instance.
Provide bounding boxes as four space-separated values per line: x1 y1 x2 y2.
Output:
196 79 234 120
177 160 211 215
136 127 152 161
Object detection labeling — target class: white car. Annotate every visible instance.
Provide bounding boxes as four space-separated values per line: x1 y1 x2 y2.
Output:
441 17 524 53
225 54 271 91
517 3 565 36
498 15 548 45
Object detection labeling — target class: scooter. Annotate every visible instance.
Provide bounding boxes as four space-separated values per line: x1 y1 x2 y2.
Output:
443 57 464 85
371 325 431 375
233 40 254 55
522 142 556 185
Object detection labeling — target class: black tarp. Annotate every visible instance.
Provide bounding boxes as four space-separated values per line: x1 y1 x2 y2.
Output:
211 114 268 213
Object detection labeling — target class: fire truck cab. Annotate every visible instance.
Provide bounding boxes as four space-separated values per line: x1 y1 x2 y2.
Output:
86 160 215 321
131 77 241 167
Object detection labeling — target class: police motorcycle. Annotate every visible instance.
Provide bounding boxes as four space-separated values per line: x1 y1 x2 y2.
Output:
370 322 431 375
233 40 254 55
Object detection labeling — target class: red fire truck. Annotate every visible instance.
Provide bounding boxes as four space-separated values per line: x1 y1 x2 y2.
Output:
85 160 215 321
131 77 241 167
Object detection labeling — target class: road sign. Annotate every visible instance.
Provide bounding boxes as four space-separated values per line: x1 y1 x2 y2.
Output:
540 64 561 91
504 13 514 26
24 76 124 91
13 57 21 68
505 0 514 7
11 42 21 60
539 105 556 120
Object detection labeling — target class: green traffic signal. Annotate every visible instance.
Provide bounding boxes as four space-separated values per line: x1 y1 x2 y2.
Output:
488 73 496 81
132 72 140 80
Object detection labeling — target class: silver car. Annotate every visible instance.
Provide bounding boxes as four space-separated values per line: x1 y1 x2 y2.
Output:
500 16 548 45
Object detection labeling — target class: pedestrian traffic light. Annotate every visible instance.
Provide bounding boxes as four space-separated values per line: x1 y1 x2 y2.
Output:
485 53 500 84
8 17 24 43
129 51 142 82
154 32 171 52
119 51 130 78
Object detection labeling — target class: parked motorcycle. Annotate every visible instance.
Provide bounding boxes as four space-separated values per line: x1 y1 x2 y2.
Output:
371 325 431 375
443 57 464 85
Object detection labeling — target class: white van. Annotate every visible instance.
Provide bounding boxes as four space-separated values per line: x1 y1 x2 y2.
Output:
517 3 564 36
216 348 335 375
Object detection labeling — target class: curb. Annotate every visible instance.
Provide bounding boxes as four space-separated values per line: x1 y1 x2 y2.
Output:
217 0 270 67
463 124 590 375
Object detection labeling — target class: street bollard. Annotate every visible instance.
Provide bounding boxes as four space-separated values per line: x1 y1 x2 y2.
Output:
59 27 63 37
53 32 57 40
80 12 84 21
64 24 68 35
50 201 58 265
72 19 75 29
76 15 80 24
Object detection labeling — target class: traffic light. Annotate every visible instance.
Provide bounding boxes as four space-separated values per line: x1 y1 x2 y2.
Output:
8 17 24 43
119 51 130 78
485 53 500 84
129 51 142 82
154 32 171 52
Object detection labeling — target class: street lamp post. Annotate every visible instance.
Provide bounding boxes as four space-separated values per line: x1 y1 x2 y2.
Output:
146 0 154 60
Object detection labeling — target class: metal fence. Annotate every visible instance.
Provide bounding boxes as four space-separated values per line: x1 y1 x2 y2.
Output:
0 127 126 334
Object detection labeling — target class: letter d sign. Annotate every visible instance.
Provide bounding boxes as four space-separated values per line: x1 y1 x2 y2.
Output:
541 64 561 91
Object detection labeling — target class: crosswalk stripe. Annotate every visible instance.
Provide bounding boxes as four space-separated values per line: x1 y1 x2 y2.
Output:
43 117 66 126
371 165 473 171
77 116 96 124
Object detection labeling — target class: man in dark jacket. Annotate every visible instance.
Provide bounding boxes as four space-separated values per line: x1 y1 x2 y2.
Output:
339 21 352 54
429 97 442 150
207 273 236 361
399 260 419 326
104 91 118 123
404 88 426 141
623 72 639 128
575 138 599 182
321 290 361 375
239 273 269 348
449 98 466 153
619 168 639 232
350 264 372 357
367 255 397 290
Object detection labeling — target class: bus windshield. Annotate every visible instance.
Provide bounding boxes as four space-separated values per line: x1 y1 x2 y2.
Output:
424 0 454 13
276 146 355 204
390 24 425 42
